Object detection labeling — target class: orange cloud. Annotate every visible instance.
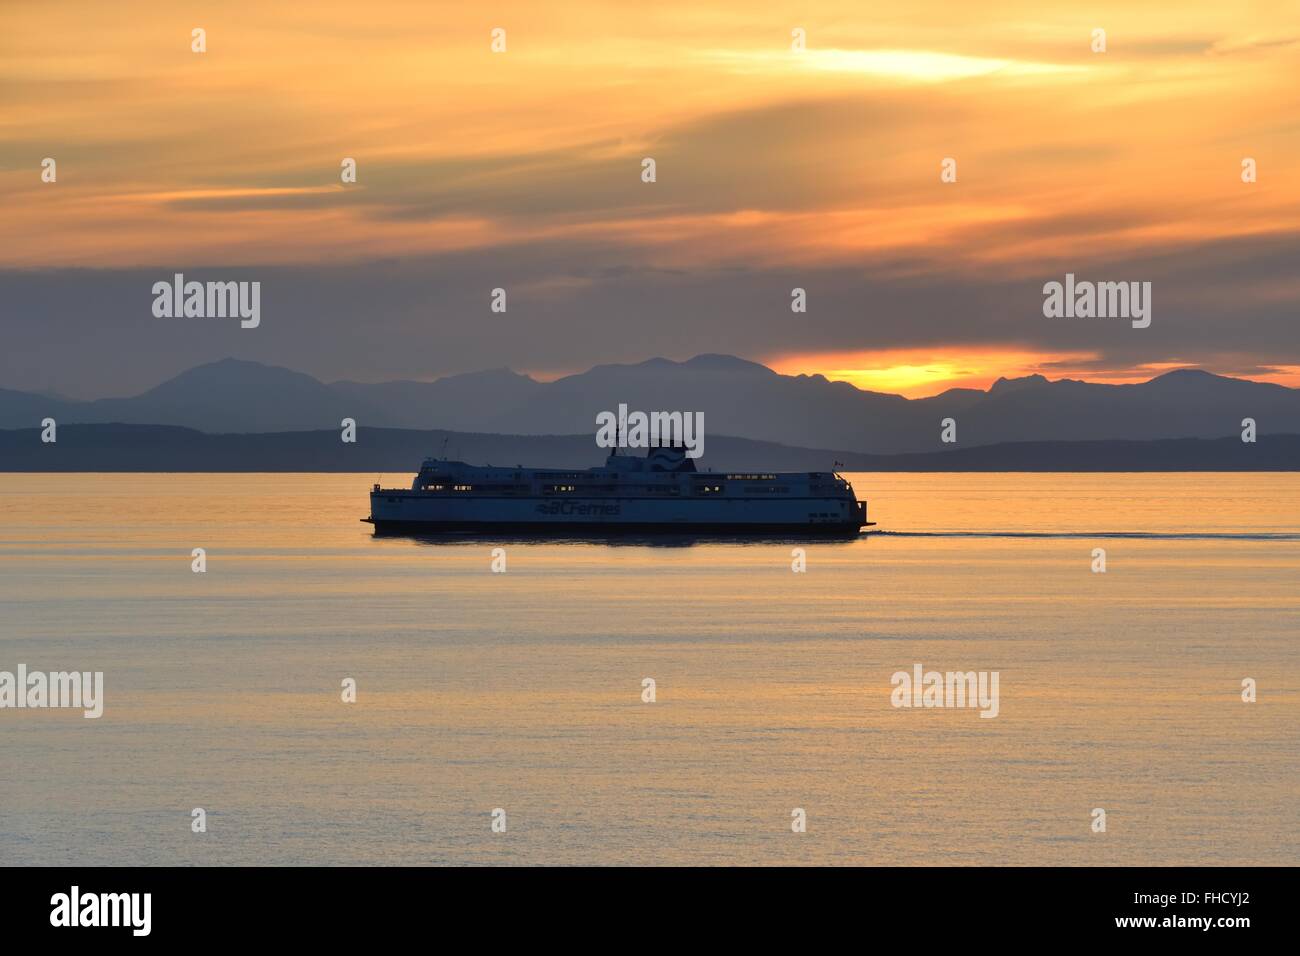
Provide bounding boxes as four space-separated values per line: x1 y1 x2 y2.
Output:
2 0 1298 274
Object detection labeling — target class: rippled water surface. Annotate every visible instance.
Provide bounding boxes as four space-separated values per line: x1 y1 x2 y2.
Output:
1 473 1297 865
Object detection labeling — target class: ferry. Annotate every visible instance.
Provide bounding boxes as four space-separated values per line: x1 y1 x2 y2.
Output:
365 446 870 536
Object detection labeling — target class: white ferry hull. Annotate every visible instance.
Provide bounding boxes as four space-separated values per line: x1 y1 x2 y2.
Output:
368 491 867 536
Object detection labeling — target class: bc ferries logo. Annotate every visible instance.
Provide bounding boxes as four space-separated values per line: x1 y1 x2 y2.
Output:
537 501 621 516
595 404 704 459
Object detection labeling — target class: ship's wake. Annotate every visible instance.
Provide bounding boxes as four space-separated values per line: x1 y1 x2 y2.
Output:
871 530 1300 540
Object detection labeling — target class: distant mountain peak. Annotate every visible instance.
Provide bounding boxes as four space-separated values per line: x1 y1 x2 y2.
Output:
149 357 325 390
988 373 1049 395
1150 367 1218 381
589 354 775 376
171 356 298 375
681 354 774 373
182 357 288 374
438 366 533 383
1142 368 1245 392
201 356 266 368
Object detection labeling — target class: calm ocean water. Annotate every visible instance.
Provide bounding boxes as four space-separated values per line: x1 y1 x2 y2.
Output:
1 472 1296 866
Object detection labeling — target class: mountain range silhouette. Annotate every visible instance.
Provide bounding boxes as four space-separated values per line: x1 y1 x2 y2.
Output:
3 354 1297 459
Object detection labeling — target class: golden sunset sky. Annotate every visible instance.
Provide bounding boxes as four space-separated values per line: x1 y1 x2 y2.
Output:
3 0 1298 396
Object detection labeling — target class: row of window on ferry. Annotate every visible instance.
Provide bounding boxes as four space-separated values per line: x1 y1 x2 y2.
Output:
420 482 796 495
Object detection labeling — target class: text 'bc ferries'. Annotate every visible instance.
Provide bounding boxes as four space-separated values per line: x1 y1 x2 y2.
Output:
365 407 871 536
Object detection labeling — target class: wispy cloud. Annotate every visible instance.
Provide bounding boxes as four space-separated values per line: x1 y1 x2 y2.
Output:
701 48 1088 82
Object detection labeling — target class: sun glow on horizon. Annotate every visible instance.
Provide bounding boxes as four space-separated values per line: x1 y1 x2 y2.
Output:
766 351 1300 397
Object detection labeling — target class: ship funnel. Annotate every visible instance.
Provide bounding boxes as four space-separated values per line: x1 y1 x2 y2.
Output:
645 446 696 473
